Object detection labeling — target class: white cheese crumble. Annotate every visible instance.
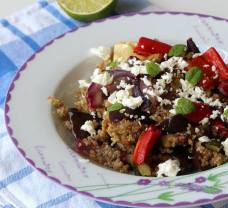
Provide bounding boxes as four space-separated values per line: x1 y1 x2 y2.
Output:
108 90 143 109
141 76 151 86
160 57 188 72
91 71 113 86
90 46 111 60
221 138 228 157
178 79 222 108
210 110 220 120
101 86 108 96
192 53 201 58
118 80 133 90
78 80 90 88
157 159 180 177
80 120 96 136
198 136 210 143
195 128 200 133
199 117 209 125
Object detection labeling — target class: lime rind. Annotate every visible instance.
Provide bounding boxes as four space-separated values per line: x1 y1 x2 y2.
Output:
58 0 117 22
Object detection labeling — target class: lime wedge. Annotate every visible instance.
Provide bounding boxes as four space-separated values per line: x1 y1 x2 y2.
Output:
58 0 117 22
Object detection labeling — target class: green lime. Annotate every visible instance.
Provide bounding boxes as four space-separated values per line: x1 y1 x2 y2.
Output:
58 0 117 22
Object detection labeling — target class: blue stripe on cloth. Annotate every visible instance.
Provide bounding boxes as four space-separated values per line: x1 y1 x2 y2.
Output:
0 166 34 189
201 205 215 208
38 0 79 30
30 23 70 46
36 192 75 208
0 39 34 68
0 50 17 77
0 19 40 51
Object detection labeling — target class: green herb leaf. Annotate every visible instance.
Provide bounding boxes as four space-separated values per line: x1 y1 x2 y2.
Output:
168 44 186 57
108 61 119 69
146 62 161 77
107 103 124 112
175 98 196 115
224 108 228 118
185 66 203 86
158 191 174 201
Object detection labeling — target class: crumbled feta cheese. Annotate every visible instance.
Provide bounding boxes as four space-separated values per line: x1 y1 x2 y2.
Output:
90 46 111 60
192 53 201 58
186 124 192 134
90 111 96 118
199 117 209 125
119 109 126 113
78 80 90 88
210 110 220 120
141 76 151 86
80 120 96 136
157 159 180 177
160 57 188 72
143 88 156 97
108 90 143 109
198 136 210 143
122 96 143 109
118 80 133 90
178 79 222 108
92 71 113 85
131 65 147 76
195 128 200 133
221 138 228 156
211 65 216 71
101 86 108 96
169 109 176 115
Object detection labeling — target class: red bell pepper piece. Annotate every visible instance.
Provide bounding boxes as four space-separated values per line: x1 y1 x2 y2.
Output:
134 37 171 56
132 125 161 165
202 47 228 81
187 56 217 89
186 102 212 123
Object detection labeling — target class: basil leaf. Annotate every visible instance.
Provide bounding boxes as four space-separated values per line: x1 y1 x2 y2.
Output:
168 44 186 57
185 67 203 86
107 103 124 112
224 108 228 118
146 62 161 77
108 60 119 69
175 98 196 115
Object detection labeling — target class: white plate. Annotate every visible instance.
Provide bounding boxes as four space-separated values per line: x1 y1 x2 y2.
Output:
5 12 228 207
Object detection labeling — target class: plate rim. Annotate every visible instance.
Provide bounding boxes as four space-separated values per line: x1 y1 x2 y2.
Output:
4 11 228 208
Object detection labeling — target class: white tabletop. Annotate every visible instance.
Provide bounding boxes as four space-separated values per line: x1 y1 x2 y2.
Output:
1 0 228 19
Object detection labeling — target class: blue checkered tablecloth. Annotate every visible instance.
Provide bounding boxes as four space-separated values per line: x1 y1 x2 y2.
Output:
0 0 227 207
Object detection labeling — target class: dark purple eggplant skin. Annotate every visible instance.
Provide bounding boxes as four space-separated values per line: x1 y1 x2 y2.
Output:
109 69 136 80
68 108 94 139
160 115 189 133
109 111 125 122
187 38 200 53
